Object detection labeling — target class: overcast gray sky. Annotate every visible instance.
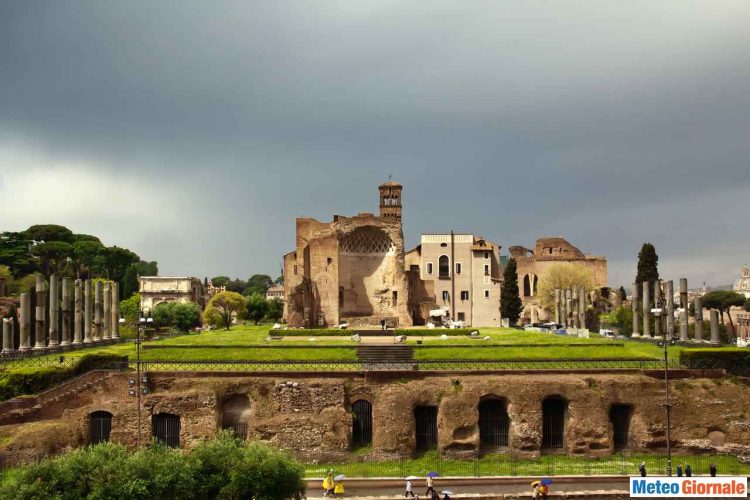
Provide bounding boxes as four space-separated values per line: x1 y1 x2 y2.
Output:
1 1 749 288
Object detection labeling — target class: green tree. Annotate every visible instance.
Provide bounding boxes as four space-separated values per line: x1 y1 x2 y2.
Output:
0 231 35 277
171 302 202 332
203 291 246 330
267 298 284 323
120 292 141 324
244 274 274 296
25 224 75 243
536 262 595 313
745 298 750 313
73 239 105 278
30 240 74 276
225 278 247 294
500 258 523 324
701 290 746 336
635 243 659 287
246 293 269 325
211 276 230 287
619 286 627 302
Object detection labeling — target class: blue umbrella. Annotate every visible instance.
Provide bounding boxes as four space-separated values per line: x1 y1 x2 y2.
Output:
427 471 439 478
541 478 553 485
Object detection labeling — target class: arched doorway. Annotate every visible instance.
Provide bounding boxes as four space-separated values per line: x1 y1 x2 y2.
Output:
152 413 180 448
541 396 567 449
89 411 112 444
478 398 509 450
610 404 632 450
414 406 438 451
352 400 372 448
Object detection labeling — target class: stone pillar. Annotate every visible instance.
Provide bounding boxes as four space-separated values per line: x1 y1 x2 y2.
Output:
570 288 578 329
84 279 93 344
631 283 640 338
679 278 689 341
73 280 83 345
665 280 675 338
709 309 721 345
563 289 570 328
2 318 13 353
554 289 561 325
61 277 71 346
19 292 31 351
694 296 703 342
34 275 47 350
578 286 586 330
103 282 111 341
653 281 662 337
94 281 103 342
642 281 651 339
111 282 120 339
48 274 60 347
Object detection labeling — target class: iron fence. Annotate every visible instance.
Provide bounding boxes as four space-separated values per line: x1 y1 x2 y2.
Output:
302 450 750 478
0 355 78 370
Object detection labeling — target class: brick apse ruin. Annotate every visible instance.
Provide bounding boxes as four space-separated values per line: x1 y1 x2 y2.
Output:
1 369 749 466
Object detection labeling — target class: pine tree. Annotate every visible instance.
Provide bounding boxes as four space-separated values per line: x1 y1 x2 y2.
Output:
635 243 659 288
501 258 523 324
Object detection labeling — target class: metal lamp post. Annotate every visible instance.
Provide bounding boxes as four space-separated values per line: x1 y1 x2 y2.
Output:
120 306 152 449
652 295 676 476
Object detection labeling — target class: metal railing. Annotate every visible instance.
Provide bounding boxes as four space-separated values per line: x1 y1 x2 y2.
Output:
0 338 125 364
302 450 750 478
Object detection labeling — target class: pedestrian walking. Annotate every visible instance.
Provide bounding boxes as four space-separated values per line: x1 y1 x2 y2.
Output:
677 464 683 477
380 318 386 331
710 463 717 477
323 471 334 496
334 480 345 497
531 481 540 500
425 474 436 497
685 464 692 477
639 462 647 477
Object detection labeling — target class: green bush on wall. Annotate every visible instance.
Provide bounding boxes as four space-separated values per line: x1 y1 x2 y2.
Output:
680 349 750 377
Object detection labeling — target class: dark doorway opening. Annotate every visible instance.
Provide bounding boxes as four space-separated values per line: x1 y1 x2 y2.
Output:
479 398 509 450
610 404 632 450
541 396 567 449
89 411 112 444
415 406 438 451
152 413 180 448
352 400 372 448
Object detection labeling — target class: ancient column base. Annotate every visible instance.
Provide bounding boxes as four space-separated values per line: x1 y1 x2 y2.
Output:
1 348 13 354
48 340 60 347
632 333 641 338
19 346 31 352
83 338 93 344
60 340 71 347
33 342 47 350
72 340 82 346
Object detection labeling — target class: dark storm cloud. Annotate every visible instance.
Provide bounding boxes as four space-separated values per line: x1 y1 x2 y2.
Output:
1 1 749 286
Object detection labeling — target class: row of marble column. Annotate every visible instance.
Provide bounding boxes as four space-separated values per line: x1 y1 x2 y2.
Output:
630 278 720 345
553 287 587 329
1 275 120 353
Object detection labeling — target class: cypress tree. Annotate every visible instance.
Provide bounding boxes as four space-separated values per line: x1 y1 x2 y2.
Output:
619 286 627 302
501 258 523 324
635 243 659 288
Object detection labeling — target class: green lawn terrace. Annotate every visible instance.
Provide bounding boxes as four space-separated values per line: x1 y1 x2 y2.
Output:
12 325 682 365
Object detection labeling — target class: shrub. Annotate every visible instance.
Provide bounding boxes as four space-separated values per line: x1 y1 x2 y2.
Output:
72 353 129 375
680 349 750 377
0 366 71 401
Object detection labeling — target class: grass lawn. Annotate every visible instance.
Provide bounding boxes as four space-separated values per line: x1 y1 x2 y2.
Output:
304 450 750 478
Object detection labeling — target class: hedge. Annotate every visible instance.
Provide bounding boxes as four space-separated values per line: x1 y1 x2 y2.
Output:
680 349 750 377
268 328 480 337
0 353 128 401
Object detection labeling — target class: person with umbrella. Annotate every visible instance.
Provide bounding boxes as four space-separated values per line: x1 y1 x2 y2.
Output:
333 474 346 497
539 478 552 499
425 471 438 497
404 476 417 497
441 490 454 500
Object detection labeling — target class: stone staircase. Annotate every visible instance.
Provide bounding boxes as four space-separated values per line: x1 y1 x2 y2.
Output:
357 345 415 370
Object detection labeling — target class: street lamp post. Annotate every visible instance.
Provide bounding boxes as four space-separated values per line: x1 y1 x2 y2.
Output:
120 307 151 449
652 295 676 476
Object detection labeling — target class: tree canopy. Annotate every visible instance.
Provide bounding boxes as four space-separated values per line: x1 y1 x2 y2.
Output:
245 293 269 325
536 262 595 313
701 290 746 336
636 243 659 287
244 274 274 296
500 258 523 324
203 291 246 330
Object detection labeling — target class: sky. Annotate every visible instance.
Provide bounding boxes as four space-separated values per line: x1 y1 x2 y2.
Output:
1 1 749 288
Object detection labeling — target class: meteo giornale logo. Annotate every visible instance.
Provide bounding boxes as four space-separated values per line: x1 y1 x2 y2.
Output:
630 477 747 497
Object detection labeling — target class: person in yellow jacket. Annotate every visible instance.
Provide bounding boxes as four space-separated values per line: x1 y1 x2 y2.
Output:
322 472 334 496
334 480 345 497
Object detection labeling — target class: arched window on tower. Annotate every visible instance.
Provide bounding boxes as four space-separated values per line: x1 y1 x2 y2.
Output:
439 255 450 278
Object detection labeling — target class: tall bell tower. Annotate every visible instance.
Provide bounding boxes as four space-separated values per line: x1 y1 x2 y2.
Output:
378 179 402 223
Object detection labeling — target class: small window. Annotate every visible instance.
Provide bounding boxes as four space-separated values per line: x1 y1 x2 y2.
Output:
460 291 469 301
327 257 332 265
427 263 433 275
442 291 449 302
410 265 419 272
440 242 448 248
89 411 112 444
484 251 489 259
484 264 489 275
484 290 490 299
455 262 462 275
392 290 398 306
457 312 465 322
293 265 298 275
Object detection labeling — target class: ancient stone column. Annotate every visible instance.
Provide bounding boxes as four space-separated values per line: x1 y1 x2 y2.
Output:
2 318 13 353
570 288 578 329
554 289 561 325
631 283 640 338
73 280 83 345
578 286 586 330
94 281 103 342
665 280 675 338
19 292 31 351
679 278 689 341
562 289 569 328
103 282 111 341
34 275 47 350
48 274 59 347
694 296 703 342
709 309 721 345
61 277 71 346
111 282 120 339
642 281 651 339
653 280 662 337
84 279 93 344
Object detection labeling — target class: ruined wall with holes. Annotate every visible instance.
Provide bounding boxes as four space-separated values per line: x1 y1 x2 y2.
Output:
2 371 750 466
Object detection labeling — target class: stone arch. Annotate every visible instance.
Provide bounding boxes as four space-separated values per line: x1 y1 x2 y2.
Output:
89 410 112 444
478 396 510 450
541 395 568 450
340 226 394 254
221 394 251 439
